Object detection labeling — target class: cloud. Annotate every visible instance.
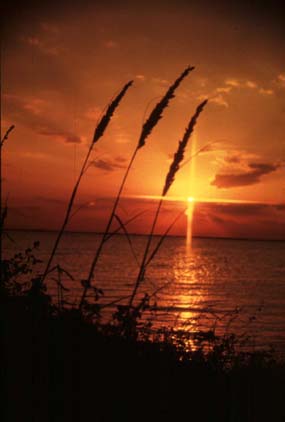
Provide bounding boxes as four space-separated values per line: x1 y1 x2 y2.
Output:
224 154 241 164
23 98 47 114
25 35 63 56
40 22 60 34
210 94 229 108
216 86 232 93
115 133 131 144
27 36 41 47
259 88 274 95
103 40 118 48
222 78 276 96
245 80 257 89
198 93 229 108
198 77 265 110
201 78 260 109
65 134 82 143
114 155 128 163
211 161 280 188
36 196 66 205
275 203 285 211
225 78 240 87
276 73 285 89
91 157 126 172
277 73 285 83
192 201 285 240
38 129 82 143
152 77 169 86
3 93 83 144
220 79 258 91
135 74 145 81
199 202 268 217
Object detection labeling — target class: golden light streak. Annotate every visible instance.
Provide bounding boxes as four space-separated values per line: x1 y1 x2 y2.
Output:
186 199 195 248
186 132 197 248
126 194 270 205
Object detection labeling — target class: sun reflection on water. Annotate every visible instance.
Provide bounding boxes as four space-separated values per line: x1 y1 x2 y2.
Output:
170 249 214 351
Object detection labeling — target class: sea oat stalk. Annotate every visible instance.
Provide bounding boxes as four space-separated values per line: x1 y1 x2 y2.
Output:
41 81 133 283
129 99 208 307
80 67 194 309
0 124 15 274
1 125 15 148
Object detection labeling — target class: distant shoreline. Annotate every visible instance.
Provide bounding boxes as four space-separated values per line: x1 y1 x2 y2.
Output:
5 228 285 243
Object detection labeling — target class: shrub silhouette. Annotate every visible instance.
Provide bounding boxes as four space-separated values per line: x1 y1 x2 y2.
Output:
1 71 285 422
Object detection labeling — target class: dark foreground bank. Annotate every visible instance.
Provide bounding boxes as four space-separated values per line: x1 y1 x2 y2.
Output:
2 291 285 422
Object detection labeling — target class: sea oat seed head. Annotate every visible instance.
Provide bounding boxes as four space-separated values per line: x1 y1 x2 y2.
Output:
92 81 133 145
162 99 207 196
137 66 195 149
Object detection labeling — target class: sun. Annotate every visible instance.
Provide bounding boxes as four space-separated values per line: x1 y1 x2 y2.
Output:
187 196 195 203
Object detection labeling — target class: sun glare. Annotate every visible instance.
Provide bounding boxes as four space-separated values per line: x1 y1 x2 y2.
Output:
187 196 195 203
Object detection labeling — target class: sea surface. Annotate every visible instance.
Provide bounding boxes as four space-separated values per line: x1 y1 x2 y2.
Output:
4 230 285 354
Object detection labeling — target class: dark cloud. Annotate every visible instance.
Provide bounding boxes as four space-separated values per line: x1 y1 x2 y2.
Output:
197 202 269 217
209 214 226 224
275 203 285 211
5 195 285 239
225 154 241 164
92 158 126 172
115 155 128 163
249 162 279 173
38 129 82 143
193 200 285 240
3 94 82 144
212 162 280 188
36 196 66 205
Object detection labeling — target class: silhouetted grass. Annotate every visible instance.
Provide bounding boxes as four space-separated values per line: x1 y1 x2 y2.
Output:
41 81 133 284
1 125 15 148
129 99 208 308
80 66 194 309
1 125 16 281
2 273 285 422
2 236 285 422
2 73 285 422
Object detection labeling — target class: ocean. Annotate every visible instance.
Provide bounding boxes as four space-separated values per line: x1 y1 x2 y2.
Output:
3 230 285 354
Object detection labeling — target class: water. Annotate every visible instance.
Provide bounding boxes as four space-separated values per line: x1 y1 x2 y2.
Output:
3 230 285 354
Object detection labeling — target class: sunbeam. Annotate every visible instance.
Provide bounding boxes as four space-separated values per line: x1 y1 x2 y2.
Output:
186 133 197 249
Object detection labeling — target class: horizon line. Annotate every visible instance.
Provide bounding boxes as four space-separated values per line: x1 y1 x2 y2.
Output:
5 227 285 243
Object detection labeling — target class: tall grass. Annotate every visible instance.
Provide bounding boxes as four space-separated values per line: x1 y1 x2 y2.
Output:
79 66 194 309
129 99 208 307
0 125 15 268
1 125 15 148
41 81 133 284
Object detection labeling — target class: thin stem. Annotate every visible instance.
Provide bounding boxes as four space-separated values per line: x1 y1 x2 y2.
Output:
0 31 3 271
104 209 147 242
41 80 133 284
145 208 186 268
79 146 139 309
41 146 92 283
79 67 194 309
129 197 163 308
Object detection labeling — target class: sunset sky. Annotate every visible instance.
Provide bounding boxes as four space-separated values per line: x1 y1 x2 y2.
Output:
2 0 285 239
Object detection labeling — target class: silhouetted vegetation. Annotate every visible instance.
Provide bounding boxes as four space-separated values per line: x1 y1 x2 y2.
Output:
81 66 194 308
2 70 285 422
2 247 285 422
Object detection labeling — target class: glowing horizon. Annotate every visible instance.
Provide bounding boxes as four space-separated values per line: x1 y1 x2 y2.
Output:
2 1 285 239
125 194 279 206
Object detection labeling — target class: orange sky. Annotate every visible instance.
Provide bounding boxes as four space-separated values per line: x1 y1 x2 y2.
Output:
2 0 285 239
